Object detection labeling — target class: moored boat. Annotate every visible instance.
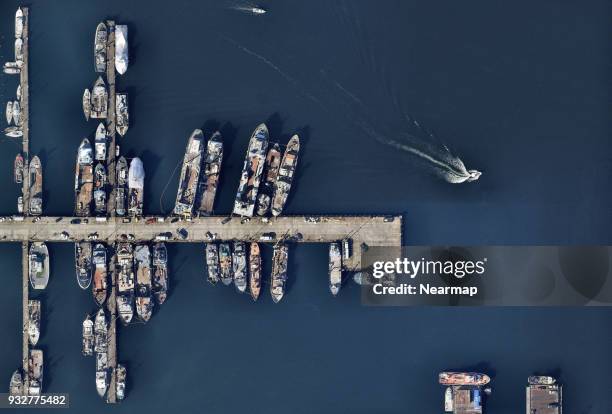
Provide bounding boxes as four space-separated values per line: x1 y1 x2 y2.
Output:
92 244 108 306
6 101 13 124
329 242 342 296
249 242 261 301
15 38 23 63
232 241 247 293
528 376 556 385
271 134 300 216
115 25 129 75
96 370 108 398
90 76 108 119
15 8 24 39
115 156 128 216
16 85 21 101
271 243 288 303
439 372 491 386
444 387 453 412
117 243 135 325
94 22 108 73
28 300 41 346
94 163 107 214
12 100 21 126
3 62 21 75
82 315 94 356
94 123 107 161
233 124 269 217
14 153 24 184
28 350 43 395
9 369 23 396
29 156 43 215
219 242 233 285
75 242 93 289
5 126 22 138
135 244 153 322
174 129 204 217
29 242 49 290
256 143 281 216
205 243 220 284
116 93 129 136
196 131 223 215
75 138 94 216
128 157 144 217
116 364 127 401
94 308 107 353
82 89 91 121
152 243 168 305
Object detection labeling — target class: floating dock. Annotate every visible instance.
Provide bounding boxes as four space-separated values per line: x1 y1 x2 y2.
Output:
526 380 562 414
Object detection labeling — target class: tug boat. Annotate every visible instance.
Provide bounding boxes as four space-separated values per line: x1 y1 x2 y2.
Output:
249 242 262 301
75 242 93 289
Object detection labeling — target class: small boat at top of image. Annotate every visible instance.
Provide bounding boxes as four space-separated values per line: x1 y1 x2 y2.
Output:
271 134 300 216
9 369 23 396
219 242 233 285
528 376 556 386
152 242 168 305
29 242 49 290
28 300 41 346
29 155 43 215
174 129 204 217
94 123 107 161
15 8 24 39
75 138 94 217
115 156 128 216
135 244 153 322
90 77 108 119
233 123 269 217
128 157 145 217
6 101 14 125
75 242 93 289
92 243 108 306
196 131 223 216
116 93 129 136
14 153 24 184
116 364 127 401
256 143 281 216
82 314 94 356
94 22 108 73
94 308 107 353
94 163 107 214
28 350 43 395
15 38 23 63
82 89 91 121
12 100 21 126
271 243 288 303
249 242 261 301
329 242 342 296
115 24 128 75
205 243 220 284
439 372 491 386
5 126 22 138
232 241 247 293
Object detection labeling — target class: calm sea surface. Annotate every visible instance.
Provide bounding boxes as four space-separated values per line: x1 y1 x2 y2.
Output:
0 0 611 412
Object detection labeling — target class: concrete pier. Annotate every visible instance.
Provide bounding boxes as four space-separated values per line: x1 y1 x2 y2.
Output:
21 242 29 395
20 7 30 214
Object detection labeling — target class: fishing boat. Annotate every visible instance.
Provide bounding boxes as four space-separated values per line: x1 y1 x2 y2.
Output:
174 129 204 217
329 242 342 296
96 370 108 398
205 243 220 284
94 123 107 161
115 156 128 216
15 38 23 63
5 126 22 138
15 8 24 39
94 163 107 214
29 155 43 215
196 131 223 215
9 369 23 396
152 242 168 305
232 241 247 293
116 93 129 136
94 308 108 353
271 134 300 216
115 25 129 75
249 242 261 301
439 372 491 386
75 138 94 216
135 244 153 322
12 100 21 126
14 153 24 184
233 123 269 217
6 101 13 124
117 243 135 325
28 350 43 395
271 244 288 303
29 242 49 290
28 300 41 346
90 76 108 119
82 89 91 121
128 157 144 217
256 143 281 216
75 242 93 289
94 22 107 73
92 244 108 306
116 364 127 401
219 242 233 285
82 315 94 356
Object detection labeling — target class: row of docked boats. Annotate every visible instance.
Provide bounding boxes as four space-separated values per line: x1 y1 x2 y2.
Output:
94 21 129 75
232 123 300 218
82 77 129 135
82 309 126 401
174 129 224 217
10 299 43 396
206 241 288 303
4 8 25 76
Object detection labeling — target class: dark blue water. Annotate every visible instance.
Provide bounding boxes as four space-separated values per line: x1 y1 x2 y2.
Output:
0 0 611 412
